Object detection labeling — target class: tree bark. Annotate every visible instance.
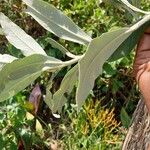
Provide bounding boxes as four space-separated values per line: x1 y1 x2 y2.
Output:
122 97 150 150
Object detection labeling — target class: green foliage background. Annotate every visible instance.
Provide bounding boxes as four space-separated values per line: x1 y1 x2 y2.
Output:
0 0 149 149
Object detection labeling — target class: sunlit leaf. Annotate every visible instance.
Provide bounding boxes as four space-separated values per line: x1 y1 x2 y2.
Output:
23 0 92 45
76 28 129 110
76 15 150 110
109 21 150 61
26 112 34 120
0 54 62 102
36 119 44 135
0 13 46 56
45 65 78 113
0 54 17 70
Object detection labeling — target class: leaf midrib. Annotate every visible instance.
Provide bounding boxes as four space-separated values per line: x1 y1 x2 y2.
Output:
2 16 45 56
3 59 61 78
78 29 131 100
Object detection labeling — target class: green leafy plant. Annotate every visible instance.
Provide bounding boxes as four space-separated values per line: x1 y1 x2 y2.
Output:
60 100 124 150
0 93 50 150
0 0 150 113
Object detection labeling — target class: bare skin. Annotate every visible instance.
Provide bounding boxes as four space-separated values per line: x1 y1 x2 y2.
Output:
133 27 150 112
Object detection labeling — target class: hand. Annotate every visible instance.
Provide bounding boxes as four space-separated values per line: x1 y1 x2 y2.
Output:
133 27 150 112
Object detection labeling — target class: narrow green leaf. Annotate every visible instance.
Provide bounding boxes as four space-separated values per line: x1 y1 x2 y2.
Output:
121 0 150 14
46 38 77 58
0 13 46 56
0 54 17 70
0 54 62 102
76 15 150 110
45 65 78 113
23 0 92 45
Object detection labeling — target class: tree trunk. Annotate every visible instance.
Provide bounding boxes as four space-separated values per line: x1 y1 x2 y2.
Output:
122 97 150 150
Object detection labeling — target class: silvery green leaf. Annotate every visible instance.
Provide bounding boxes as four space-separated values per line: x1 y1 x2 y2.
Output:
0 54 17 70
121 0 150 14
44 88 53 111
0 13 46 56
76 28 130 110
0 54 62 102
109 21 149 61
46 38 77 58
45 64 78 113
23 0 92 45
76 14 150 110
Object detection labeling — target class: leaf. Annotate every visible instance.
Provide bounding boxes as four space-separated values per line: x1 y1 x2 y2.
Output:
120 0 150 14
0 54 62 102
26 112 34 120
36 119 44 135
109 21 150 61
45 65 78 113
46 38 77 58
103 62 116 76
19 129 32 150
23 0 92 45
76 14 150 110
120 107 131 128
76 28 130 110
0 54 17 70
26 113 44 139
0 13 46 56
